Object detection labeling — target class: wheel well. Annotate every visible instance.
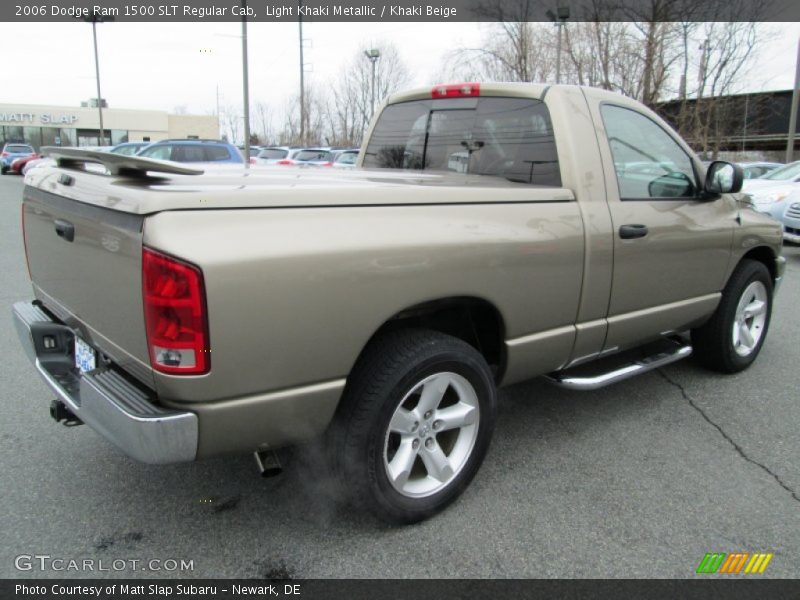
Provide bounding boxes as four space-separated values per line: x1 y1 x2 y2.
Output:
740 246 776 282
371 297 506 382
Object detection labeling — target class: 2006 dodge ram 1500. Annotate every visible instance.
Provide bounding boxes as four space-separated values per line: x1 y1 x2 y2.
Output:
13 83 785 523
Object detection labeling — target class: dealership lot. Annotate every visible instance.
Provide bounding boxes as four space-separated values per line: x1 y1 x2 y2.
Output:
0 173 798 578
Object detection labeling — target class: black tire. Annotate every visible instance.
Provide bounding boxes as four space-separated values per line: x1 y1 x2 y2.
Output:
0 166 7 175
331 328 497 524
691 259 773 373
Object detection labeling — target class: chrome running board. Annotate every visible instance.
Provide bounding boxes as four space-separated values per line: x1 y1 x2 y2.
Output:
544 343 692 390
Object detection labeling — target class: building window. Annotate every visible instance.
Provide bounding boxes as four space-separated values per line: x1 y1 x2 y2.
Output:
23 126 42 150
58 128 77 147
41 128 59 148
4 126 24 143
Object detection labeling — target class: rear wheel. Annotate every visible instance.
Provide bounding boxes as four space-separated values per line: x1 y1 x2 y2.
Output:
332 329 497 524
1 166 8 175
692 259 773 373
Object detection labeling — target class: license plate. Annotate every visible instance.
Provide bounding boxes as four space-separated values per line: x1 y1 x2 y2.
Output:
74 337 96 374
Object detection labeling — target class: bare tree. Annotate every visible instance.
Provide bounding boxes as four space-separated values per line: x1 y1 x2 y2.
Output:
253 101 274 145
447 20 556 83
218 103 241 144
277 83 329 146
325 42 410 147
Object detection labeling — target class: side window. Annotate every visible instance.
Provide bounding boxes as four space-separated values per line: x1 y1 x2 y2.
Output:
173 145 206 162
601 104 697 200
205 145 232 161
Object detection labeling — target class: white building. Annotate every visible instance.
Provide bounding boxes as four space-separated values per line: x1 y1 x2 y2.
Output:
0 102 219 149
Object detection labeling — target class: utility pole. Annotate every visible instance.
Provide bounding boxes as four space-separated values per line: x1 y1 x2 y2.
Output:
299 1 305 145
240 0 251 166
85 15 110 146
547 6 570 84
787 37 800 163
364 49 381 121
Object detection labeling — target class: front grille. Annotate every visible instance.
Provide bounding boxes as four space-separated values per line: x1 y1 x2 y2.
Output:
786 204 800 219
786 226 800 235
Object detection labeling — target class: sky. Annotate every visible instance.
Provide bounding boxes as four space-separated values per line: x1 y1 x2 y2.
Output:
0 21 798 119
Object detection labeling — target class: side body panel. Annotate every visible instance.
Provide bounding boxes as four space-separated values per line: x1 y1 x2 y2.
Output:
144 201 585 404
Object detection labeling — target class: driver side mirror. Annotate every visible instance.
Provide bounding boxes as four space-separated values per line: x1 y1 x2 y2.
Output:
704 161 744 196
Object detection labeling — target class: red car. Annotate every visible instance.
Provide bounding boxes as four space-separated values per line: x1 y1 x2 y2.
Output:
10 153 39 175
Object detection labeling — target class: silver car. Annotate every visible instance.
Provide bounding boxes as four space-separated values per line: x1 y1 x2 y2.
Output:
781 197 800 244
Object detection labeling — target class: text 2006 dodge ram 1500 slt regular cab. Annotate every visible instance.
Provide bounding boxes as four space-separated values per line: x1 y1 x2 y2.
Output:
13 83 785 523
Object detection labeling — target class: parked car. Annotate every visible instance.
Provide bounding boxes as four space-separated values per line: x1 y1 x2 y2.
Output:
1 143 35 174
21 156 56 175
738 162 782 179
10 153 40 175
331 149 359 169
255 146 305 166
137 140 244 163
742 161 800 229
781 198 800 244
110 142 150 156
14 83 784 525
293 147 333 166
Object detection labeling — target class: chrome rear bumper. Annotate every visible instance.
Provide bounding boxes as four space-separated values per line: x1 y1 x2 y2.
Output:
12 301 198 464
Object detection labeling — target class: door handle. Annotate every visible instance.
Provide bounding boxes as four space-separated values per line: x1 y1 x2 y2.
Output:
619 224 648 239
54 219 75 242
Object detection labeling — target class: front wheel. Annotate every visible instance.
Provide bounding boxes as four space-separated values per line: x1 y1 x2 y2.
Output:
332 329 497 524
692 259 773 373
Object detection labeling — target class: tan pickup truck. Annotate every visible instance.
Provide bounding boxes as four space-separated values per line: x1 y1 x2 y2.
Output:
13 83 785 523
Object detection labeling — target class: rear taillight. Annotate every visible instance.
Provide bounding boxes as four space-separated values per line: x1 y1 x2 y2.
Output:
142 248 210 375
1 152 8 158
276 159 294 165
431 82 481 99
249 157 256 165
322 162 333 167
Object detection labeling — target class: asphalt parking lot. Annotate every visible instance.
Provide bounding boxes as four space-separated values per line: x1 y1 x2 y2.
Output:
0 172 798 579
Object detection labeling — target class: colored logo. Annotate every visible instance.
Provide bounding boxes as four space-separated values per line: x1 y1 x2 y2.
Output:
696 552 773 574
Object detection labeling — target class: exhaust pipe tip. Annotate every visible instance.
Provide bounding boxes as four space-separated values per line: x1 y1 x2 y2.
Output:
254 449 283 478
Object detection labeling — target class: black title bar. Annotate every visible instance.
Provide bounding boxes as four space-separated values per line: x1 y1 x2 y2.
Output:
3 0 800 22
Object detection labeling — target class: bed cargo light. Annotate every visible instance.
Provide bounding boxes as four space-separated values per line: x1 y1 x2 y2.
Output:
431 82 481 99
142 247 210 375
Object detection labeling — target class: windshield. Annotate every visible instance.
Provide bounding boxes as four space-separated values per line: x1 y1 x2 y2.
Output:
259 148 288 159
762 161 800 181
362 97 561 186
111 145 141 156
6 145 33 153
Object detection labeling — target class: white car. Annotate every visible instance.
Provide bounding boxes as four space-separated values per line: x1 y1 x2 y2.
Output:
742 161 800 231
331 149 359 169
255 146 304 166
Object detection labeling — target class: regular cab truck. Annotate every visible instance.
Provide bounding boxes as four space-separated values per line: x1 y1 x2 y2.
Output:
13 83 785 523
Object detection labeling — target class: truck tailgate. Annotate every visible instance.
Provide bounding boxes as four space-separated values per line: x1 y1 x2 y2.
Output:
23 185 153 387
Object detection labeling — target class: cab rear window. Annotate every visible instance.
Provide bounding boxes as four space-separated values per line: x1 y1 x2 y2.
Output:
363 97 561 186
